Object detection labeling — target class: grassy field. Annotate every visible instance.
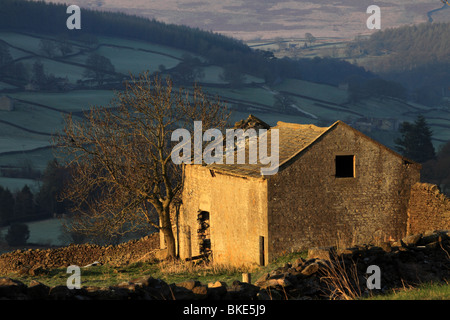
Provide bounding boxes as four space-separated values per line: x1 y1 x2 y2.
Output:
0 32 44 54
0 146 55 172
3 249 308 289
8 90 115 112
0 102 64 135
0 218 68 254
366 282 450 300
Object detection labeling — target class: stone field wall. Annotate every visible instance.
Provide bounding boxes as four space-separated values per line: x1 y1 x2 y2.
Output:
407 183 450 235
0 234 160 275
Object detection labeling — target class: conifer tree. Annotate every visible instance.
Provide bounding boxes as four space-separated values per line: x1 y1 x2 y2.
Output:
395 115 436 163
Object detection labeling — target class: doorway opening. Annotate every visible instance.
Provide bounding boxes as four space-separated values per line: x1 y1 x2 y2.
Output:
197 210 211 256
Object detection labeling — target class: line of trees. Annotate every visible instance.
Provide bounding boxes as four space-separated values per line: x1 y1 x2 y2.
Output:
0 159 71 227
347 76 407 103
0 41 28 83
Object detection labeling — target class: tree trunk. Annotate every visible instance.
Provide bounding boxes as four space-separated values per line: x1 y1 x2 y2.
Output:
160 206 176 259
161 226 176 259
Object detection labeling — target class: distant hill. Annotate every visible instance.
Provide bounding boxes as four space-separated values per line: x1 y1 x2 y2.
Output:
0 0 375 86
32 0 450 40
348 22 450 106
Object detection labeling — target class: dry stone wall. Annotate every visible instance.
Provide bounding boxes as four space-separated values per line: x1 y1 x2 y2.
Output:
0 234 160 275
407 183 450 235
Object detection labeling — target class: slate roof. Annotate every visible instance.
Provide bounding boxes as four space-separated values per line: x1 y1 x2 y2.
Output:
205 120 332 178
202 118 419 178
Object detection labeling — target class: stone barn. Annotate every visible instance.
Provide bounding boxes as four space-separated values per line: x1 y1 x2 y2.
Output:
0 95 14 111
173 119 421 266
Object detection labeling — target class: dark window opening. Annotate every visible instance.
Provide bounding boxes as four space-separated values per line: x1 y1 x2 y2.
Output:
197 210 211 256
335 155 355 178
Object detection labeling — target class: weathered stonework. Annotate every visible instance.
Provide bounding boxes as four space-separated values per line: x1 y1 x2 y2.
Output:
178 165 268 266
407 182 450 235
178 120 422 267
267 122 420 261
0 234 160 275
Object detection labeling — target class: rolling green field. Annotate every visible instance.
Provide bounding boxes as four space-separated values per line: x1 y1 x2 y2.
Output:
0 218 67 253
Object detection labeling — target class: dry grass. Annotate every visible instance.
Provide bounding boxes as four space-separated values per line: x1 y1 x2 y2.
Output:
318 252 364 300
156 258 256 285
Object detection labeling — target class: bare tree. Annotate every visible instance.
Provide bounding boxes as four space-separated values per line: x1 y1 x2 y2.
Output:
53 72 230 258
83 53 115 85
305 33 316 45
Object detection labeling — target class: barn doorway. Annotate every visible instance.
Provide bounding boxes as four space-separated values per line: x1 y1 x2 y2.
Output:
197 210 211 257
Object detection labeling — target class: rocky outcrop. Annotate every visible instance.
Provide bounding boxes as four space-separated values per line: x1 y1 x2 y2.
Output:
0 230 448 300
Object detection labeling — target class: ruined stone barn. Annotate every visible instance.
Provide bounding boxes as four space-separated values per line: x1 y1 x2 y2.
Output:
174 119 421 266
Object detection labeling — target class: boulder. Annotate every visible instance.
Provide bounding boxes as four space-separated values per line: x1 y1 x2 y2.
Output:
207 281 227 299
176 280 201 291
225 281 260 300
48 285 75 300
26 280 50 300
192 285 208 299
0 277 27 299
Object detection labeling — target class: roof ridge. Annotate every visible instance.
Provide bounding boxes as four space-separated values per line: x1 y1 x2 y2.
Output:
274 121 329 131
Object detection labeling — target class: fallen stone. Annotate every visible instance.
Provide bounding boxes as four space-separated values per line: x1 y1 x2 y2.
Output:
300 263 320 276
192 285 208 299
208 281 227 288
176 280 201 291
402 234 422 246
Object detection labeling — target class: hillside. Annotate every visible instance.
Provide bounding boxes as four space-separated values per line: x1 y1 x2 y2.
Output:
34 0 450 40
0 1 449 196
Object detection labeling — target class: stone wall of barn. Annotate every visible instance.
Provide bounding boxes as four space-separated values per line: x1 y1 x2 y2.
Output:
178 165 268 266
266 122 421 262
